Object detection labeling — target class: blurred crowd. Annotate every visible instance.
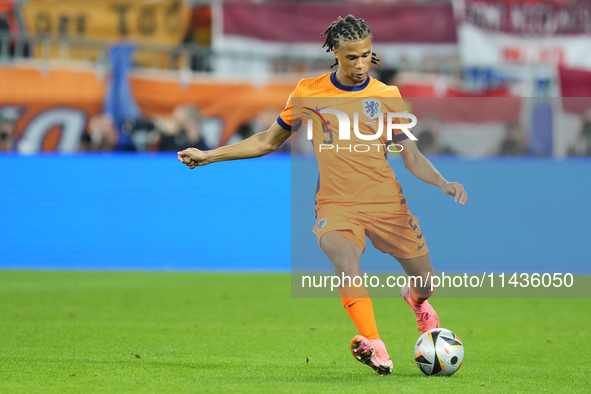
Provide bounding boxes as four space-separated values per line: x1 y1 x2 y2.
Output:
2 101 591 158
0 111 16 153
568 107 591 157
79 104 211 153
72 103 289 154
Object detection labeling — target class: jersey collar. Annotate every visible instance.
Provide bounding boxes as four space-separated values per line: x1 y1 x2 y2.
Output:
330 71 371 92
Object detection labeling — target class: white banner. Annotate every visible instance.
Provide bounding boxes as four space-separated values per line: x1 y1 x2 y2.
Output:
458 23 591 68
454 0 591 68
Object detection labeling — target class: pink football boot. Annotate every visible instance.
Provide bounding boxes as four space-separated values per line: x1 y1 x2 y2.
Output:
350 335 393 375
401 284 440 334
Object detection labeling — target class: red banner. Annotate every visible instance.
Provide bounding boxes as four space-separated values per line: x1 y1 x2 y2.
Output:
223 3 457 44
559 65 591 115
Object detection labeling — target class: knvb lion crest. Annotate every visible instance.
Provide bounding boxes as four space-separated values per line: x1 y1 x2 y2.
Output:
363 98 381 119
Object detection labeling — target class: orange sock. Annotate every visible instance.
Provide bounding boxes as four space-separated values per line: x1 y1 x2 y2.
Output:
339 285 380 340
410 280 435 304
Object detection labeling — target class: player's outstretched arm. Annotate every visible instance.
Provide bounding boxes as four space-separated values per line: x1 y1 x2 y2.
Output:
397 138 468 206
177 121 291 169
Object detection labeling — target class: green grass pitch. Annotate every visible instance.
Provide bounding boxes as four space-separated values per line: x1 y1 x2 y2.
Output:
0 271 589 393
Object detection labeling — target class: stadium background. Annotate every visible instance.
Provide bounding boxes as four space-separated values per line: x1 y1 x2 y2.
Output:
1 0 589 275
1 1 590 392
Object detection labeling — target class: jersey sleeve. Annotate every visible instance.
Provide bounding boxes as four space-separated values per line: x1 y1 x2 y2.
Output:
277 82 302 132
383 86 413 143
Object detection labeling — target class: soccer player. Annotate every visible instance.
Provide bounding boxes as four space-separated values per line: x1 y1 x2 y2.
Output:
177 15 468 376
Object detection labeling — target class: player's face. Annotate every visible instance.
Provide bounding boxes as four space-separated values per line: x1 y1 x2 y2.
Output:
333 36 373 86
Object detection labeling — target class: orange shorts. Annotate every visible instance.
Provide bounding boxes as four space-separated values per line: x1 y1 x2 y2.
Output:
313 204 428 260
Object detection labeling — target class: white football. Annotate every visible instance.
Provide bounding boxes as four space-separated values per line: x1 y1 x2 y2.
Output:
414 328 464 376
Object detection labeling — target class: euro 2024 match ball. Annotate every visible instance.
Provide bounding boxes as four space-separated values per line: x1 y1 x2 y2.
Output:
414 328 464 376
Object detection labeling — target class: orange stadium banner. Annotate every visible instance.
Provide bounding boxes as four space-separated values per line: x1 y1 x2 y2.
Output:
0 68 106 152
130 78 294 146
21 0 191 45
0 67 294 152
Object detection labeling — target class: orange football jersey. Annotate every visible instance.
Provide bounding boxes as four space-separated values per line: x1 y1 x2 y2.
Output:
279 72 411 212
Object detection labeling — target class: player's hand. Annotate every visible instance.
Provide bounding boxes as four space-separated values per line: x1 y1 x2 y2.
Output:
177 148 210 169
441 181 468 206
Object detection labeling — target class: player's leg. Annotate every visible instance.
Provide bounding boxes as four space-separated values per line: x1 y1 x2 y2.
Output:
362 209 440 334
321 231 380 338
319 230 363 278
395 252 435 303
393 252 440 333
320 230 393 375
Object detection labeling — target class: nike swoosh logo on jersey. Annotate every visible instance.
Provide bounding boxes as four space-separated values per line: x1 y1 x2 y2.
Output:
418 242 425 250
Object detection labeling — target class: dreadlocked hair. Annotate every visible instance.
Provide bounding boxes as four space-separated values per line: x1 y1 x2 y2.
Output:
321 15 380 68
